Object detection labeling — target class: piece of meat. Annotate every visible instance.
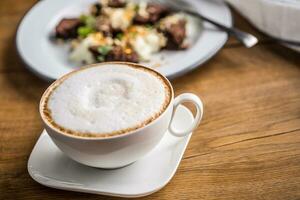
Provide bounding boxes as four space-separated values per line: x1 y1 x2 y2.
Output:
161 19 187 49
134 4 169 24
89 45 139 63
90 3 102 16
107 46 139 62
55 18 82 39
107 0 126 8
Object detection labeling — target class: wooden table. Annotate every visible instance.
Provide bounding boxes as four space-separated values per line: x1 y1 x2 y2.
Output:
1 1 300 199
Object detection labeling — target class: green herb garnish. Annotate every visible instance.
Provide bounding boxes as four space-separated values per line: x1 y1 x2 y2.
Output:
116 33 124 40
77 26 94 37
80 15 87 22
97 45 112 55
145 24 153 29
96 55 105 62
80 14 96 27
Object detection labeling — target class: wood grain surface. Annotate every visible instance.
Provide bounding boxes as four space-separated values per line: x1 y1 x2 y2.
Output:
0 0 300 199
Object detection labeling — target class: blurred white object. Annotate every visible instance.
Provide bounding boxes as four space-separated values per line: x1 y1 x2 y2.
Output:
226 0 300 52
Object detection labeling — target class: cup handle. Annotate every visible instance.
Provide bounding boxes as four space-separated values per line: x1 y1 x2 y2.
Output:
168 93 203 137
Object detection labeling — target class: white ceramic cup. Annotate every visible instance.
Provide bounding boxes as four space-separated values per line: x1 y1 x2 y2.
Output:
40 62 204 169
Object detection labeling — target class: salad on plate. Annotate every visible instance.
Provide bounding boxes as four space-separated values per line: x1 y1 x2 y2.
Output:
53 0 195 65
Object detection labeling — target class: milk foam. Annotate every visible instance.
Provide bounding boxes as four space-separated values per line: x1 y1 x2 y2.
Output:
47 64 170 135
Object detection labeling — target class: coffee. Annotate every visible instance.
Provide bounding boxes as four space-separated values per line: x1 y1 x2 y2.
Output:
41 63 172 138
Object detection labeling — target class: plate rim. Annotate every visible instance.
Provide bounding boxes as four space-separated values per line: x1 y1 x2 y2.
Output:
16 0 56 81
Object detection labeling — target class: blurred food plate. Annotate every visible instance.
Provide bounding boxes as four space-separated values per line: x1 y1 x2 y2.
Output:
17 0 232 81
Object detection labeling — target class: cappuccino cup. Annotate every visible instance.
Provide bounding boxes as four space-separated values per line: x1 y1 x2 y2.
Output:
40 62 203 168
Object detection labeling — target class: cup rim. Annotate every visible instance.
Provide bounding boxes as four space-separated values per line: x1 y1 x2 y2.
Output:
39 61 174 140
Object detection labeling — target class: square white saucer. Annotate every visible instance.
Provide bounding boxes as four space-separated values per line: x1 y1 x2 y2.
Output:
28 105 194 198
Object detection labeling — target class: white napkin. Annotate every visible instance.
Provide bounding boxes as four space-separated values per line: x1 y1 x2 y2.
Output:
226 0 300 51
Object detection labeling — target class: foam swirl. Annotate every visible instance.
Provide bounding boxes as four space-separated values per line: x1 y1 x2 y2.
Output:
43 63 171 137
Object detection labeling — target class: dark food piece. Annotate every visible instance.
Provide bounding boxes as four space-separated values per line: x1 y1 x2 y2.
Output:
89 45 139 63
107 0 126 8
107 46 139 63
55 18 82 39
89 45 105 59
162 19 187 49
90 3 102 16
89 46 101 57
134 4 169 24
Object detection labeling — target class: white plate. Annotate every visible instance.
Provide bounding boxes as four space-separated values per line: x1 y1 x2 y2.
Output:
28 105 194 197
17 0 232 81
